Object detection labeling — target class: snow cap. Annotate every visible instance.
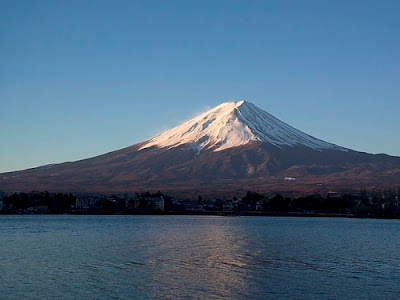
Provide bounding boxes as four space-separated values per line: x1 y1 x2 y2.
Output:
140 100 346 153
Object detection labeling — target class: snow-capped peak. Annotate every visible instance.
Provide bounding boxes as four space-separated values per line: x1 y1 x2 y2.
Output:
140 100 346 153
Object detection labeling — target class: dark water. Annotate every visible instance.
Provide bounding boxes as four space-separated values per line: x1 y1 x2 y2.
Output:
0 215 399 299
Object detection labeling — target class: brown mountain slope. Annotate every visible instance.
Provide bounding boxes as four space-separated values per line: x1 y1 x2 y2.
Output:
1 141 399 197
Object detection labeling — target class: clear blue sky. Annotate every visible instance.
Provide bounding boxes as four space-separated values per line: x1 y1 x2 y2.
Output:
1 0 399 173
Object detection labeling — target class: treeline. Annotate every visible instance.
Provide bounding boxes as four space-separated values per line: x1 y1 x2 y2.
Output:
0 191 170 215
1 192 76 214
1 188 399 218
242 188 400 218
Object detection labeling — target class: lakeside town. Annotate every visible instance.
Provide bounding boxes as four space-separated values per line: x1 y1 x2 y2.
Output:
1 188 400 218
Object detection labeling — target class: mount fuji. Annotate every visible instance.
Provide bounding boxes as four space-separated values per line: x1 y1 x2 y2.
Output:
1 100 399 196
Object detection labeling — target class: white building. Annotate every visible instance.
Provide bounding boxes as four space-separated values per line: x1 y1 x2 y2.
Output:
148 196 165 212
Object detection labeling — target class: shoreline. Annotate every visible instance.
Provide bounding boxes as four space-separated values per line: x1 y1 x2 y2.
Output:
2 211 400 219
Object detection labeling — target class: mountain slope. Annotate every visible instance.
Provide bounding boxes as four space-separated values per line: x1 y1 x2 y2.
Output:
1 100 399 196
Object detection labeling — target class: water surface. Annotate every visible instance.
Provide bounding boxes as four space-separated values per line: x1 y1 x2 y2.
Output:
0 215 399 299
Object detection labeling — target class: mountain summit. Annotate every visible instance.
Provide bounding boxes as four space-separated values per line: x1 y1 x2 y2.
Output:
142 100 345 153
1 100 399 196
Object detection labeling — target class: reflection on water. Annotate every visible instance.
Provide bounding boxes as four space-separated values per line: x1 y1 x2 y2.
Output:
0 215 399 299
145 218 252 299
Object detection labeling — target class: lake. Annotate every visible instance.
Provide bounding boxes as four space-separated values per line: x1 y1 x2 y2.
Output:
0 215 399 299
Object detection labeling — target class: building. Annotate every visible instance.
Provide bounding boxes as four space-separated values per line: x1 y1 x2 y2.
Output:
147 196 165 212
76 195 101 209
184 203 205 213
126 195 165 212
222 203 235 212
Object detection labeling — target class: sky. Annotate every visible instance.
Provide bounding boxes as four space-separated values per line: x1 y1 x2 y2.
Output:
1 0 399 173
